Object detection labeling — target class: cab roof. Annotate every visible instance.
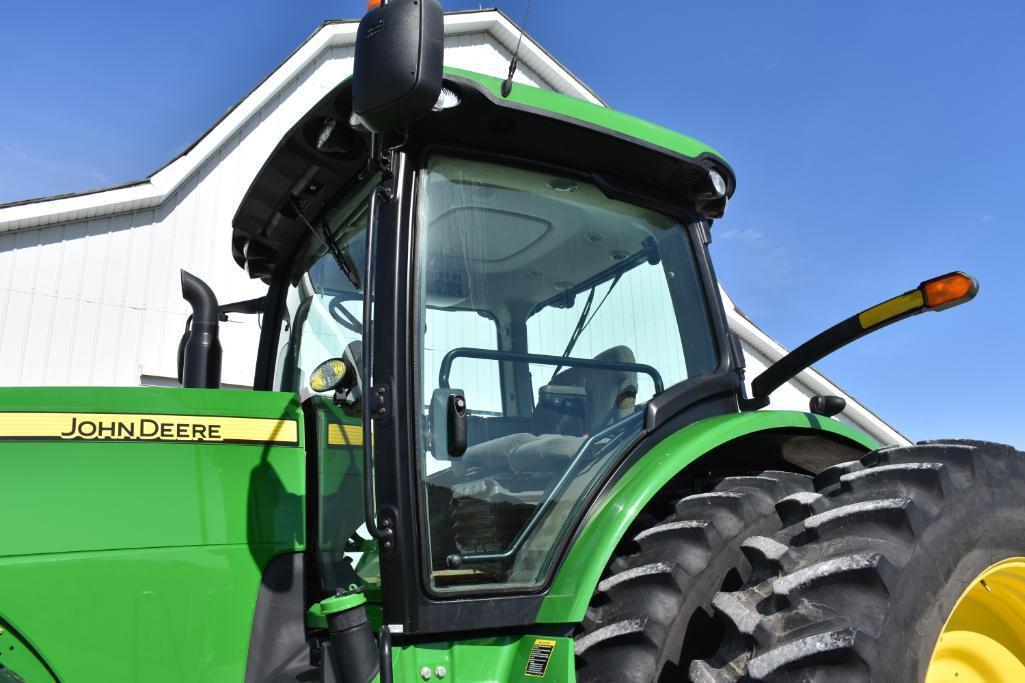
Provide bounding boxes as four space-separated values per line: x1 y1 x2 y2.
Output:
446 68 729 168
232 68 735 280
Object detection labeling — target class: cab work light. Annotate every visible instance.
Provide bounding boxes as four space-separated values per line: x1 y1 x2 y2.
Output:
744 271 978 410
310 358 349 393
691 168 729 218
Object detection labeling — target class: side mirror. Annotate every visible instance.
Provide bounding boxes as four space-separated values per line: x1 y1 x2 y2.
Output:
352 0 444 133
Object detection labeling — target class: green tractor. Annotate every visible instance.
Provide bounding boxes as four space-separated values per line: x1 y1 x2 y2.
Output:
1 2 1020 682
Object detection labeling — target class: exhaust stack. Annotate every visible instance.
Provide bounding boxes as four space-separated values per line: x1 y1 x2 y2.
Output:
179 270 222 389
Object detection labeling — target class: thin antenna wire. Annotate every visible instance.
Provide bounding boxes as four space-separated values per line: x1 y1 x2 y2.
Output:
501 0 535 98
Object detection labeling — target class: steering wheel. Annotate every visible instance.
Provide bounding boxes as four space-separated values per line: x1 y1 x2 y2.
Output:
328 295 363 335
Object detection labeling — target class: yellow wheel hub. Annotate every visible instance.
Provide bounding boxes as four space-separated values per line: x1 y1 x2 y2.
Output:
926 557 1025 683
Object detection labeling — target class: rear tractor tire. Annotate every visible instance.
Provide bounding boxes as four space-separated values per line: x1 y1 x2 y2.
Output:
574 470 815 682
692 440 1025 683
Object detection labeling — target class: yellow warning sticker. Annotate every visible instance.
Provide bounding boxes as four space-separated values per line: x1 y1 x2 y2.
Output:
525 639 556 677
0 412 299 445
327 422 364 447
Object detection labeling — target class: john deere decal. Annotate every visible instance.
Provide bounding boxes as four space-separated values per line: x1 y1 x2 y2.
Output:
0 412 299 445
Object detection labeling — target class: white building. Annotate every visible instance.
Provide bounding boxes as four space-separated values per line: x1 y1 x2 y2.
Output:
0 10 908 446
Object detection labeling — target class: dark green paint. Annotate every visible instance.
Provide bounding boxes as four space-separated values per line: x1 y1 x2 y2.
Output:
0 387 306 682
539 410 878 623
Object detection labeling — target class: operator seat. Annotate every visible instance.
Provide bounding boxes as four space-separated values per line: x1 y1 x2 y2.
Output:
457 345 638 475
534 345 638 437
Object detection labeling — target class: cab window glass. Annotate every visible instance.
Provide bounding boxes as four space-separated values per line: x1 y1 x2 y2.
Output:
415 156 717 592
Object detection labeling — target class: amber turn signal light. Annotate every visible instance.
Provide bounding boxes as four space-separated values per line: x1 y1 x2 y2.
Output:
858 271 978 330
921 272 978 311
367 0 382 9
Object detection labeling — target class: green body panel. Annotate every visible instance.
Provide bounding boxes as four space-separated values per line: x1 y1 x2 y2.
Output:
445 67 728 165
392 635 574 682
538 411 878 623
0 387 306 682
309 396 368 567
0 619 56 682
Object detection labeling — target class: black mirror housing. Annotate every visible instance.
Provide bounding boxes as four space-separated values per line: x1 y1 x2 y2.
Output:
352 0 444 133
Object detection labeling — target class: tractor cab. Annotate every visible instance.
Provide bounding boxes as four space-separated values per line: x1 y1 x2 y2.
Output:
217 0 745 644
274 152 726 594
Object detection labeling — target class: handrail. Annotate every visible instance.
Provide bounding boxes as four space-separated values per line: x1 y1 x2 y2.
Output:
361 181 392 543
438 348 664 393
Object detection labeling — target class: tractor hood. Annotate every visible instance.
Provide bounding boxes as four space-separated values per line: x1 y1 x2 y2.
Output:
231 68 735 281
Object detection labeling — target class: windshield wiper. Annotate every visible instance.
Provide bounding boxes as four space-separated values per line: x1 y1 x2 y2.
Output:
290 197 362 290
553 273 622 376
332 243 362 290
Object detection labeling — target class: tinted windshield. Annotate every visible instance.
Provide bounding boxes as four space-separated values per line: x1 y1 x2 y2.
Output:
415 156 718 592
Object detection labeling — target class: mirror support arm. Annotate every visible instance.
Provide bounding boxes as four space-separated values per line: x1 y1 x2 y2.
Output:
742 313 875 410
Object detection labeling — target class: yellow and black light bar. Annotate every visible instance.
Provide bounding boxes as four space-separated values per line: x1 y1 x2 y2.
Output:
746 272 978 409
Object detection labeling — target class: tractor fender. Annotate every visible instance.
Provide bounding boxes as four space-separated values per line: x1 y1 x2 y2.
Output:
0 617 58 682
537 410 877 623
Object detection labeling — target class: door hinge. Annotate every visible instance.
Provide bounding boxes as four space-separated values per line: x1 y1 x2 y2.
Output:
369 383 391 419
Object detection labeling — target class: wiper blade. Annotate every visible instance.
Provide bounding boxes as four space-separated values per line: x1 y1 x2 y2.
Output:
291 197 362 290
553 273 622 376
332 243 362 290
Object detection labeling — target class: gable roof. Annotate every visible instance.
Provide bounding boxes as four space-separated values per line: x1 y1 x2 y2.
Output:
0 9 600 234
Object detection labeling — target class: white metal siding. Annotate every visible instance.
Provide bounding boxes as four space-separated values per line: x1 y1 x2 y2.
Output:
444 32 546 88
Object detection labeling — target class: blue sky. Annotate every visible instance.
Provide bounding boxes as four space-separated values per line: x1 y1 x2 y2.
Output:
2 1 1023 447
